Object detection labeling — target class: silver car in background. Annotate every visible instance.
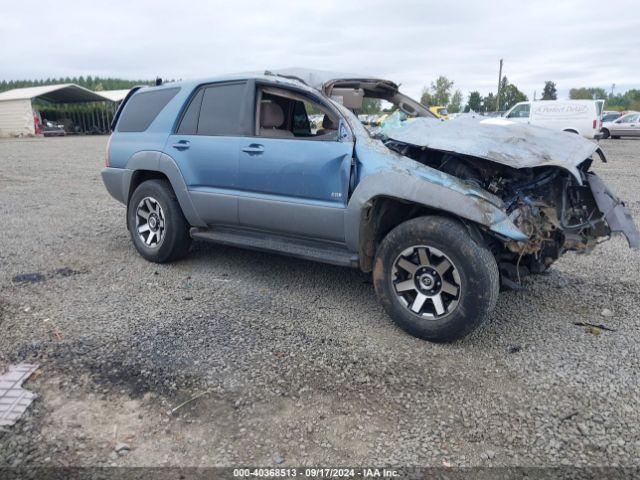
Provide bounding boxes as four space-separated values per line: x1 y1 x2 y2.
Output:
601 111 640 138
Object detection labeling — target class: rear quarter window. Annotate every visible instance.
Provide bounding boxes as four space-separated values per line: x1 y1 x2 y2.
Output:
117 87 180 132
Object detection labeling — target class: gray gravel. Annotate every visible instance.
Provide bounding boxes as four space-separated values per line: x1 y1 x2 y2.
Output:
0 135 639 467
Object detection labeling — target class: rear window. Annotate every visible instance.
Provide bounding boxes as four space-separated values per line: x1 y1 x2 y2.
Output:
197 83 247 136
117 87 179 132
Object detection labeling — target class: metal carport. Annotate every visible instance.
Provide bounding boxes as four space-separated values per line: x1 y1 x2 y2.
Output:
0 84 121 137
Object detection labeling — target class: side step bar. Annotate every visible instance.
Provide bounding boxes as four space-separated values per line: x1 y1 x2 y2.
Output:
190 227 359 268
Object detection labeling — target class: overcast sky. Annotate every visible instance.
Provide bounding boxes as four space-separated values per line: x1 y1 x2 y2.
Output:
1 0 638 101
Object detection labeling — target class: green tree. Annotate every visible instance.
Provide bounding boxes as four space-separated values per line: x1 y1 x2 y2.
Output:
569 87 607 100
542 81 557 100
431 76 454 106
466 91 483 112
448 89 463 113
482 92 496 112
500 84 528 110
420 87 433 106
361 98 381 114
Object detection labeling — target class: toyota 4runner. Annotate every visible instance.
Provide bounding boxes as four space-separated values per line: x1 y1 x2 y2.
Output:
102 68 639 342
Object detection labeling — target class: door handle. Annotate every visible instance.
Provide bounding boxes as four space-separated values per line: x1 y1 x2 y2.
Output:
172 140 190 150
241 144 264 154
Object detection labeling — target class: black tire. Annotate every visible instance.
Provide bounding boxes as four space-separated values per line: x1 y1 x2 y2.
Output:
601 128 610 139
127 179 191 263
373 216 499 342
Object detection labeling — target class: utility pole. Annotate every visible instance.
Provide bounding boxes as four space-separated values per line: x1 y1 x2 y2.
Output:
496 59 503 112
610 83 615 96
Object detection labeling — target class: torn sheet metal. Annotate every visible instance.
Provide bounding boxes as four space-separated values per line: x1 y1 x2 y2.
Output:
267 68 381 92
382 117 601 181
588 173 640 249
0 364 39 426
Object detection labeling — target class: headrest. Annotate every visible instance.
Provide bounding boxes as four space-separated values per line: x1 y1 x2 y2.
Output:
322 115 336 129
260 102 285 128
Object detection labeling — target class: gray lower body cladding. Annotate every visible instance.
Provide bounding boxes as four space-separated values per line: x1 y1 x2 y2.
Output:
101 167 133 205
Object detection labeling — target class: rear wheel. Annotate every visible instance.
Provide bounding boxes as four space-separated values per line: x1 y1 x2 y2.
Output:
127 179 191 263
373 216 499 342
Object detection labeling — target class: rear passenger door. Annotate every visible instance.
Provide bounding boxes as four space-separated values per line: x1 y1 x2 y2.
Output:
165 81 254 226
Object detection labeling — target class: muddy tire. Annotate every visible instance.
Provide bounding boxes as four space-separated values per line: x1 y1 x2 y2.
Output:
127 179 191 263
373 216 499 342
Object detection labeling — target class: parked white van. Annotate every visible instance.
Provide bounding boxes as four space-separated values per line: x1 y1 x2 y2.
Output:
504 100 604 139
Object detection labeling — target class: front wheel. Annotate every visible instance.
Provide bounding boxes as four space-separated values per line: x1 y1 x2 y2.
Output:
601 128 610 139
373 216 499 342
127 179 191 263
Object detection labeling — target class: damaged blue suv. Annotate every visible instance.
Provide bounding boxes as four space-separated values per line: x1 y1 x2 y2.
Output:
102 68 639 342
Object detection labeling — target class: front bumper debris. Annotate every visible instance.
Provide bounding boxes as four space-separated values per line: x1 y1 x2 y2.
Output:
588 173 640 249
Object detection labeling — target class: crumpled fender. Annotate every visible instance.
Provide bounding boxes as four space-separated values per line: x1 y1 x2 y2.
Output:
344 168 528 252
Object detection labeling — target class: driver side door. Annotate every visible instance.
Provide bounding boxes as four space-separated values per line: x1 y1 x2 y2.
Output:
236 85 353 242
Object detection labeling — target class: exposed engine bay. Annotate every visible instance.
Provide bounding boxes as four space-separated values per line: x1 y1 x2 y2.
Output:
382 138 637 283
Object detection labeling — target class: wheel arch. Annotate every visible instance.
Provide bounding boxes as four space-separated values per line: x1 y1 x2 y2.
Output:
345 172 527 272
125 151 206 227
355 196 494 272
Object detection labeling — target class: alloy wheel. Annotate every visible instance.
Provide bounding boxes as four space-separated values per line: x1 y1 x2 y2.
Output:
391 245 461 318
135 197 166 248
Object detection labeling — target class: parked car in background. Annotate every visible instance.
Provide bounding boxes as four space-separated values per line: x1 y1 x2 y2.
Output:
428 106 449 119
601 111 622 123
601 111 640 139
101 69 638 342
41 120 66 137
504 100 604 139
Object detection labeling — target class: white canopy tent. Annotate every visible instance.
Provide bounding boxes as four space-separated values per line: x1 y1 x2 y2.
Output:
0 84 131 137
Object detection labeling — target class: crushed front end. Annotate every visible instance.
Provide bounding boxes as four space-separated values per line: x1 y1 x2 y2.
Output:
382 131 639 284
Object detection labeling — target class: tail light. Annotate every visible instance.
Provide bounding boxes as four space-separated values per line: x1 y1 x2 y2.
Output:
105 134 112 167
593 119 597 130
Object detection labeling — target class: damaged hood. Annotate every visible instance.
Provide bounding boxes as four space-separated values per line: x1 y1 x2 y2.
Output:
382 117 603 180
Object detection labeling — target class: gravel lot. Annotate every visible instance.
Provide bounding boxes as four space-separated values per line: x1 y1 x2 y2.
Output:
0 135 639 468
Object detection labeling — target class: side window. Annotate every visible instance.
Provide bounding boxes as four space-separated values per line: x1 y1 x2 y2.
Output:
176 89 204 135
257 88 339 140
507 104 529 118
621 114 639 123
292 100 312 136
197 82 247 136
117 87 179 132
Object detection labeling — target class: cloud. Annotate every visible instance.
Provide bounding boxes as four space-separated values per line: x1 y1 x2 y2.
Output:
1 0 638 101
